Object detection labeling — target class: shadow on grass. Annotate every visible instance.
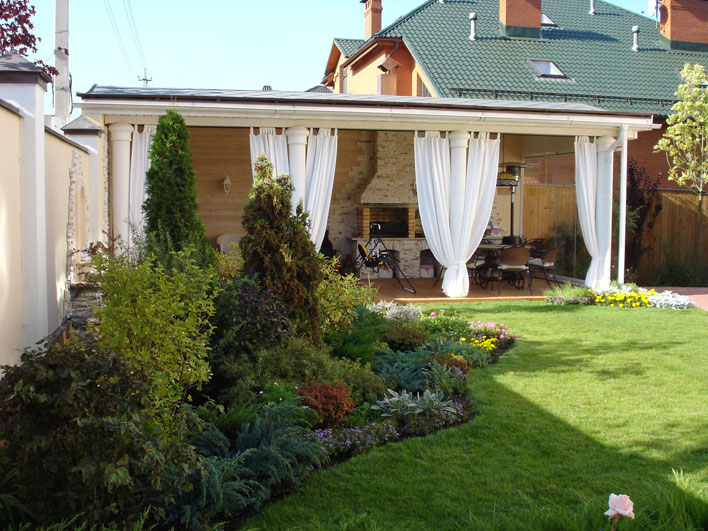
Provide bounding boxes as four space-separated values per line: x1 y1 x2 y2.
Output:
244 372 708 530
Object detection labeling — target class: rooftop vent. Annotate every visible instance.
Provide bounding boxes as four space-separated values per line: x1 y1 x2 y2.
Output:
469 12 478 40
262 85 272 91
541 14 558 27
632 25 640 51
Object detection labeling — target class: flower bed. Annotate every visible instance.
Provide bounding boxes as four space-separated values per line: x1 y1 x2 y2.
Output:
545 283 695 310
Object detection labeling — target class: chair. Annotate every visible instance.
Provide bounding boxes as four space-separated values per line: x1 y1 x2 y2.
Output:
466 252 486 285
528 245 563 287
216 232 243 254
491 246 532 294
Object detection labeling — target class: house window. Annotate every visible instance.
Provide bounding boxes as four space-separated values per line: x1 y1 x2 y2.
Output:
418 76 431 97
541 14 558 28
528 59 567 79
341 68 348 93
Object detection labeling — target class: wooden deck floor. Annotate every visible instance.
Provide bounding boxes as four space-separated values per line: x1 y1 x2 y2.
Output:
366 276 548 304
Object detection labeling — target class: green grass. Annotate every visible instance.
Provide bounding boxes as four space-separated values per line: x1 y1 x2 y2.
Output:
244 302 708 530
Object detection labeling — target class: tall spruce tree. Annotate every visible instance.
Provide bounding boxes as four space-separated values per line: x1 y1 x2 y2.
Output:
143 109 214 266
240 155 324 339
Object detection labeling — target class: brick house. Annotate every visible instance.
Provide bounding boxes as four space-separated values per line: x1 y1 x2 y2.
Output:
322 0 708 280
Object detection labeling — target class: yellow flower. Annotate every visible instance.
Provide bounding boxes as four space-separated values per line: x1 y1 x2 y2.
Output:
461 337 467 342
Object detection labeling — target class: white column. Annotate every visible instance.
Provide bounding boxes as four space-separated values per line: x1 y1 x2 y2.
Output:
109 123 133 246
617 127 629 284
596 135 615 290
0 80 49 346
448 130 471 248
286 126 308 213
54 0 70 124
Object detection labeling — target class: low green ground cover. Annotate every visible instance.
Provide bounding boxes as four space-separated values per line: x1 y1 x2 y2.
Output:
245 301 708 530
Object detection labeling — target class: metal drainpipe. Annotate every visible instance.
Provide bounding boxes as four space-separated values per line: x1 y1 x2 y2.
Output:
617 125 629 284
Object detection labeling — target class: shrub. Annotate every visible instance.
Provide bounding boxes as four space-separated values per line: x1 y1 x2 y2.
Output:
428 352 472 374
423 360 468 398
544 283 594 305
326 357 386 404
0 340 196 527
384 318 430 352
304 422 400 458
402 396 477 437
91 248 215 407
318 257 377 332
167 401 325 528
420 313 473 341
297 381 356 428
143 109 214 267
208 275 290 404
370 301 422 323
240 155 324 339
648 290 695 309
325 306 389 364
371 348 430 393
261 383 299 405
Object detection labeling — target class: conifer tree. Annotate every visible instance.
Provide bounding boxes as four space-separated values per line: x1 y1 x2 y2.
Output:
240 155 324 339
143 109 214 266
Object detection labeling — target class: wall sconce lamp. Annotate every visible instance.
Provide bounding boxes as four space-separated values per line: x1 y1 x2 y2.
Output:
223 175 232 194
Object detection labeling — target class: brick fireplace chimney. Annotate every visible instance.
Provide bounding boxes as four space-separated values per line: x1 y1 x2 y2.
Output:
499 0 542 38
362 0 383 39
660 0 708 52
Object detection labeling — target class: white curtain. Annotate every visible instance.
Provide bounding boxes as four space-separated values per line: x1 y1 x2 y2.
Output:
305 128 338 251
128 124 155 245
415 131 500 297
574 136 604 289
249 127 289 178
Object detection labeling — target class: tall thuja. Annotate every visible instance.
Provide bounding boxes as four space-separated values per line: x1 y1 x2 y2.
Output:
240 155 324 339
143 109 214 266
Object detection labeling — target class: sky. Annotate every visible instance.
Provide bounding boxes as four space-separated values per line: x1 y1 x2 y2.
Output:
29 0 656 113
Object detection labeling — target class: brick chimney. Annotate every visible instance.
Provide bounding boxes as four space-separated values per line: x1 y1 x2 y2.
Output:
499 0 542 38
362 0 382 39
660 0 708 52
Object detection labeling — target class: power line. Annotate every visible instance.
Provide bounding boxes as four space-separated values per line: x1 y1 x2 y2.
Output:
103 0 138 78
122 0 149 76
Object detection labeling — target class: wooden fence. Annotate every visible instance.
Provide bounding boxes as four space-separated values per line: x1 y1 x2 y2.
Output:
522 184 707 283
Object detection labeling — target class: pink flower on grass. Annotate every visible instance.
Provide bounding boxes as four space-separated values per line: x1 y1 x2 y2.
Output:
605 493 634 519
430 312 437 317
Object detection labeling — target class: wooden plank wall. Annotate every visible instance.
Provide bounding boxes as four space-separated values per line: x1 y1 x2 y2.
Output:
522 184 708 281
189 127 252 244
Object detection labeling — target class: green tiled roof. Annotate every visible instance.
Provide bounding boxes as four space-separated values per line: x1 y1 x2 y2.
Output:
367 0 708 115
334 38 366 58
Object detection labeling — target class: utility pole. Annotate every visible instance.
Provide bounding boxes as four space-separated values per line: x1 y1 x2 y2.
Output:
139 67 152 87
54 0 70 125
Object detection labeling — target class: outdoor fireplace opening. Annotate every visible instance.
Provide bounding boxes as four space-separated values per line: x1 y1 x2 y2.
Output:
358 206 417 239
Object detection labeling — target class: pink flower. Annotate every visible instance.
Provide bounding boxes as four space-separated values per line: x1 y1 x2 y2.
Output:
430 312 437 317
604 493 634 519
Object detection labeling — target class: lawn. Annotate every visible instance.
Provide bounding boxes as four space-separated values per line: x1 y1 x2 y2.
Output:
244 301 708 530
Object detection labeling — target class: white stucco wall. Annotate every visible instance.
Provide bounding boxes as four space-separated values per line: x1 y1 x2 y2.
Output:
0 106 25 365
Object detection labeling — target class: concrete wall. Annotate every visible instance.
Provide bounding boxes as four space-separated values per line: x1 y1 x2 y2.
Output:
0 106 25 365
45 133 89 332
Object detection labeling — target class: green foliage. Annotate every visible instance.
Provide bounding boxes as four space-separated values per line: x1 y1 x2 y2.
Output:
422 360 468 398
297 381 356 428
625 159 663 280
419 313 472 342
383 318 430 352
551 220 592 279
91 247 215 406
649 240 707 286
325 306 389 364
142 109 214 266
0 340 196 527
240 155 324 338
542 282 592 299
655 63 708 277
317 257 377 332
208 275 291 405
371 348 430 393
233 401 327 499
261 383 299 405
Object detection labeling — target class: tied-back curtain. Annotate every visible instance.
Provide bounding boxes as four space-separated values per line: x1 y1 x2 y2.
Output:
414 131 500 298
249 127 289 179
574 136 603 289
128 124 155 245
305 128 338 251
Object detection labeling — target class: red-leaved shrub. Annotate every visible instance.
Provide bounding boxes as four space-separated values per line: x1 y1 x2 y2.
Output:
297 380 355 428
